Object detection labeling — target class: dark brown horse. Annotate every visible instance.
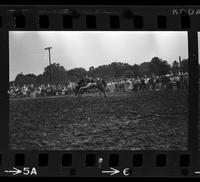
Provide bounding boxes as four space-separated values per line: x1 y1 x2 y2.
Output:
75 77 107 100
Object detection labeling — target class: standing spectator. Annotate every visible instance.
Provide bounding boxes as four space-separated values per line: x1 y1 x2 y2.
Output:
176 75 181 91
140 77 146 91
128 78 133 91
155 77 159 90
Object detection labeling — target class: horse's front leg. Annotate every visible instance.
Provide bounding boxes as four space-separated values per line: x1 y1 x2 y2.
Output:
77 88 85 101
77 89 82 100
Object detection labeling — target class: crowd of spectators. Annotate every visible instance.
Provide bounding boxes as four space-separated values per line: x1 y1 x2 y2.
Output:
8 82 77 98
9 73 189 98
107 73 189 93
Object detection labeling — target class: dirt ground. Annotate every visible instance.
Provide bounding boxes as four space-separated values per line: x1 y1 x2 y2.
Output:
9 90 188 150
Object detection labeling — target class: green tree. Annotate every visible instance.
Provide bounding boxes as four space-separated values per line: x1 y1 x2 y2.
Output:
150 57 171 76
67 67 87 81
181 59 188 73
139 62 152 76
89 66 94 71
88 66 95 77
14 73 37 86
124 69 134 78
171 60 180 75
36 74 44 85
43 63 67 84
132 64 140 77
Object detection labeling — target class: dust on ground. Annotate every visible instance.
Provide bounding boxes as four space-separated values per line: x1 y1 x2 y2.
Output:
9 90 188 150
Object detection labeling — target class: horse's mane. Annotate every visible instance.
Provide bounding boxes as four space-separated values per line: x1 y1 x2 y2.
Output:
75 77 107 98
77 77 106 88
78 78 85 85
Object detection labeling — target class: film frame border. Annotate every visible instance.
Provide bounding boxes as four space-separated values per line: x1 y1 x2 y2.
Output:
0 5 199 177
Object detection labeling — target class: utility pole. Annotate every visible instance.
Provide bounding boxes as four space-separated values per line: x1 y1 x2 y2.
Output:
44 47 52 94
179 56 182 76
44 47 52 84
179 56 183 89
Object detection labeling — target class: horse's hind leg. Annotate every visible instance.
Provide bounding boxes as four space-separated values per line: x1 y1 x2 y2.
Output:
101 88 107 98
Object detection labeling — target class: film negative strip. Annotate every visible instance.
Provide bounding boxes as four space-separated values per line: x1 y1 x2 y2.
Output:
0 5 199 178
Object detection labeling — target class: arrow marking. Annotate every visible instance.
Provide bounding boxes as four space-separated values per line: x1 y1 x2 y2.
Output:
4 167 22 175
102 167 120 176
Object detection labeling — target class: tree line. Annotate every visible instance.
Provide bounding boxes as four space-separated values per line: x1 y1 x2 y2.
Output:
11 57 189 86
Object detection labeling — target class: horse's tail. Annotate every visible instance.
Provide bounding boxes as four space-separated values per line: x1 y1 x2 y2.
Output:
102 79 106 87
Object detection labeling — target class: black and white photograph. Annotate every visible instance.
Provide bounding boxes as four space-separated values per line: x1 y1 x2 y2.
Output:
9 31 189 150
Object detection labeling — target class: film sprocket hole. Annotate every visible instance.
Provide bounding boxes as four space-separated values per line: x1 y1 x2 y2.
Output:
0 5 199 178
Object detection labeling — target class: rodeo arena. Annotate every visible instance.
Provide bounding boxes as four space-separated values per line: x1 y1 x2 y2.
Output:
8 73 189 99
9 66 189 151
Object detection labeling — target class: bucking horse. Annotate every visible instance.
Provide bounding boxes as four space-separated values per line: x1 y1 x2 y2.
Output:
75 77 107 100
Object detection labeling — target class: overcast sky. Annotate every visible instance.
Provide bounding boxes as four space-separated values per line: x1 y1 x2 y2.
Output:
9 31 188 81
